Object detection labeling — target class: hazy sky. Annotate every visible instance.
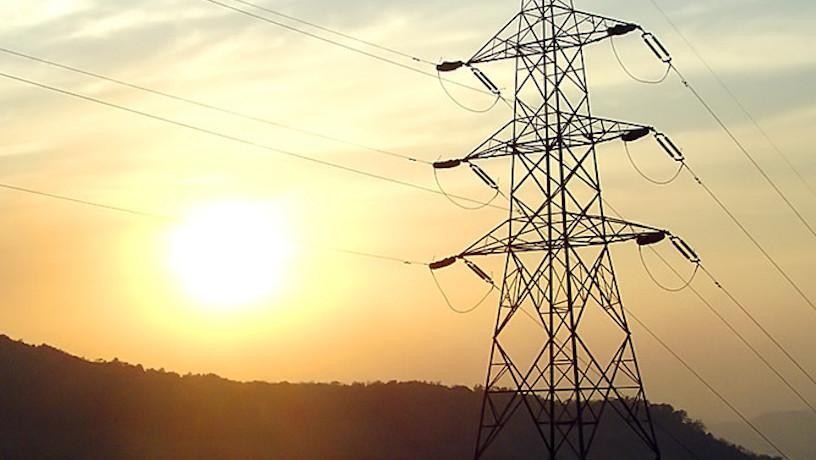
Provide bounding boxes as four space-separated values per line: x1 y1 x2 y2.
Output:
1 0 815 440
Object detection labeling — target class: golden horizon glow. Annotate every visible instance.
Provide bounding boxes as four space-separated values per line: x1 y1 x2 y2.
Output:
166 200 296 312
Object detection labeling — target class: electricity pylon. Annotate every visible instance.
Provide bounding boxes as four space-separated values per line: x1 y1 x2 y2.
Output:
432 1 667 458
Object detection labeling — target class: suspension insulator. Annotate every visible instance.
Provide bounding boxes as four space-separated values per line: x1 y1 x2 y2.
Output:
464 259 494 285
642 32 672 64
607 23 639 37
670 237 701 263
470 164 499 190
471 67 501 95
430 257 458 270
655 133 684 162
621 127 652 143
636 231 666 247
433 159 462 169
437 61 465 72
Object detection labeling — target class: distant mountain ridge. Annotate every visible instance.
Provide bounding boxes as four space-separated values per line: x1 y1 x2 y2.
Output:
0 334 779 459
710 411 816 460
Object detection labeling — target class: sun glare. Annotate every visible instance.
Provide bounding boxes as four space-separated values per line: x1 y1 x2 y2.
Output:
166 200 296 311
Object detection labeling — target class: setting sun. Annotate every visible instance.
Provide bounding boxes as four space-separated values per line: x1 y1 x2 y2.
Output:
166 200 296 310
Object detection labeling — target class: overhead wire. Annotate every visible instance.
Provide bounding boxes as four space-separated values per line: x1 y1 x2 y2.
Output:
432 166 502 211
670 65 816 240
628 311 792 460
429 266 496 314
648 248 816 416
645 0 816 199
200 0 493 97
698 264 816 388
0 180 425 267
680 162 816 314
0 46 428 165
623 140 683 186
605 199 816 413
637 245 699 293
437 71 502 113
613 32 816 314
614 25 815 237
0 70 506 212
229 0 436 65
610 37 671 85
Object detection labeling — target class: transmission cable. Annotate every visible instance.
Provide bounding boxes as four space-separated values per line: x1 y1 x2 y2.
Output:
628 312 792 460
637 245 698 292
0 70 505 211
0 180 426 266
623 133 816 315
680 162 816 314
606 199 816 400
698 264 816 388
200 0 491 97
0 183 171 220
645 0 816 198
229 0 436 65
610 37 671 85
623 140 683 186
429 267 496 314
670 65 816 240
0 46 427 165
648 248 816 416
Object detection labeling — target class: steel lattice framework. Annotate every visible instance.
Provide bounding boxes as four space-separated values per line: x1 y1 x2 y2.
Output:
434 1 666 458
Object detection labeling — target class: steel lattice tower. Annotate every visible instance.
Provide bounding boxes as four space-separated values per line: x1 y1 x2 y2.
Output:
433 1 667 458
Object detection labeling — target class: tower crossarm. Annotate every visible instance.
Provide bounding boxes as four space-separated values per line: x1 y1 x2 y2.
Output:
466 5 639 66
434 115 652 168
458 214 667 258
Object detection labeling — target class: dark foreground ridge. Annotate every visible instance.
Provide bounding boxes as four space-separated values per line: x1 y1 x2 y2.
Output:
0 334 778 460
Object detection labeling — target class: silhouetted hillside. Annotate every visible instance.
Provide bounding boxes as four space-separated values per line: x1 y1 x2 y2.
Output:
0 335 778 459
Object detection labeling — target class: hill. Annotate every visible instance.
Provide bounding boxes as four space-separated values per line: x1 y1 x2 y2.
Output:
0 334 778 459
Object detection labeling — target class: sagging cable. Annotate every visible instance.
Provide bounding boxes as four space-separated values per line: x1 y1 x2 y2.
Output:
436 61 504 113
623 139 683 186
610 36 671 85
638 241 699 293
433 161 501 211
429 256 495 314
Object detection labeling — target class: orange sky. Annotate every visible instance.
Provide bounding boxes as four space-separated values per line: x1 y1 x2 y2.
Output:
1 0 815 434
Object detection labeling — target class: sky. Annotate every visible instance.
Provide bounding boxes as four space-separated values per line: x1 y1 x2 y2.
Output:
1 0 815 443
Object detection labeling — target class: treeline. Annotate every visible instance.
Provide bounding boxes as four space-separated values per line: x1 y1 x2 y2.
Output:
0 335 777 459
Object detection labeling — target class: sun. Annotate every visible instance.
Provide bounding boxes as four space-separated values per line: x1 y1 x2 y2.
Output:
166 200 296 311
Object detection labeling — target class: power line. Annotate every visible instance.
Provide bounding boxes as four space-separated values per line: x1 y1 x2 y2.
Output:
606 199 816 414
628 312 792 460
645 0 816 198
699 264 816 388
0 70 504 211
0 180 424 266
0 46 427 165
0 183 170 220
648 248 816 415
200 0 492 97
681 162 816 314
671 65 816 241
229 0 436 65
